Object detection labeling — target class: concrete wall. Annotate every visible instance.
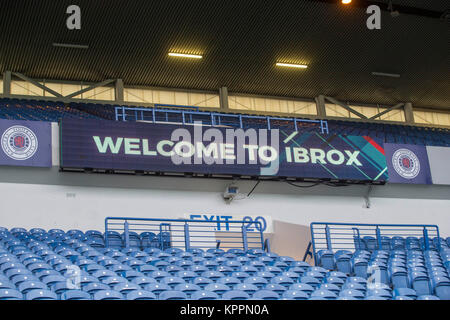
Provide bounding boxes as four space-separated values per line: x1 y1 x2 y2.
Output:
0 166 449 237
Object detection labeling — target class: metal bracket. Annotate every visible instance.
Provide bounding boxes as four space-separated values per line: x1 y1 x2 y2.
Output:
11 72 116 101
369 103 405 120
324 96 368 119
364 185 373 209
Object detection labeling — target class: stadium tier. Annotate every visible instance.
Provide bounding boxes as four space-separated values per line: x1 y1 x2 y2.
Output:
0 225 449 300
0 98 449 147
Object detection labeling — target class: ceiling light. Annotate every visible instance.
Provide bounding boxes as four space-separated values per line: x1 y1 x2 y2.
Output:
52 43 89 49
342 0 352 4
168 52 203 59
276 63 308 69
371 72 401 78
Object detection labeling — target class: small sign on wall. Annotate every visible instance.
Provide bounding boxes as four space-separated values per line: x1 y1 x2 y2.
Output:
186 214 273 233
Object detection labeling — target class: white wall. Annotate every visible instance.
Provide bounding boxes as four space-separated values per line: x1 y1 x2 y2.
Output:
0 168 449 236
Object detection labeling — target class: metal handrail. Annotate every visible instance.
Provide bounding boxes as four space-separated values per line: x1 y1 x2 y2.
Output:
105 217 265 251
115 105 329 134
310 222 441 265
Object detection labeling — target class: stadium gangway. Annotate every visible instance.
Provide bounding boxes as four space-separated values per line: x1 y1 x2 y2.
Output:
114 105 329 134
310 222 441 265
105 217 265 252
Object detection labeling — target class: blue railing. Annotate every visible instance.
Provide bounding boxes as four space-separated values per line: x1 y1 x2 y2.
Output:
114 105 329 134
105 217 265 251
310 222 441 265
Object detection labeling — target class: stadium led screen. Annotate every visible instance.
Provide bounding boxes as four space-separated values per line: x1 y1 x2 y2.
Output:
60 119 388 182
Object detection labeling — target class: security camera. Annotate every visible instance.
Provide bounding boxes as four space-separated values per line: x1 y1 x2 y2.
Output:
223 184 239 204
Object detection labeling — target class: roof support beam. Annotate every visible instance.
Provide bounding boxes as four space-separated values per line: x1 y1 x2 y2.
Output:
3 71 11 97
368 103 405 120
324 96 368 120
219 87 229 110
65 79 115 99
12 72 64 98
115 79 124 103
404 102 415 124
315 95 326 118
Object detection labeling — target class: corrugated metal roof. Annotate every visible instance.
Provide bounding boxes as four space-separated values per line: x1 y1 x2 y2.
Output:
0 0 448 109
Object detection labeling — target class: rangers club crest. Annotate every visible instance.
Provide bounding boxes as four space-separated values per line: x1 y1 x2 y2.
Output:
392 148 420 180
1 125 39 161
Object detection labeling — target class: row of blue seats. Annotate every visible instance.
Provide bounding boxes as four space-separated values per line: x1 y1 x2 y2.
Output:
1 98 449 147
353 235 449 251
2 227 449 300
3 228 171 250
0 98 102 122
0 227 319 300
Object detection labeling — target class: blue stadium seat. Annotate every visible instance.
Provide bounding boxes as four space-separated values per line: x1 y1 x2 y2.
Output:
42 275 67 287
431 276 450 300
316 250 335 270
234 283 259 295
131 276 157 287
334 250 352 274
0 278 15 290
174 283 202 296
417 295 440 300
217 276 241 289
0 288 23 300
342 282 365 293
261 283 284 295
366 288 392 299
252 290 279 300
84 282 111 294
18 280 47 294
395 296 414 300
339 289 365 300
159 290 187 300
25 289 57 300
126 290 157 300
60 290 92 300
243 276 268 289
264 266 283 276
175 270 196 283
364 296 388 300
351 258 368 279
93 290 124 300
319 283 341 295
409 271 431 296
222 290 250 300
204 283 231 296
300 276 321 289
271 276 294 289
282 290 309 300
113 282 142 295
240 266 258 276
143 283 171 296
201 271 224 281
102 276 128 287
311 289 338 300
192 276 213 289
190 290 219 300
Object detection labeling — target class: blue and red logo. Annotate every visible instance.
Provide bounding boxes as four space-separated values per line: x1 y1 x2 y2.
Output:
392 148 421 179
1 125 38 160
